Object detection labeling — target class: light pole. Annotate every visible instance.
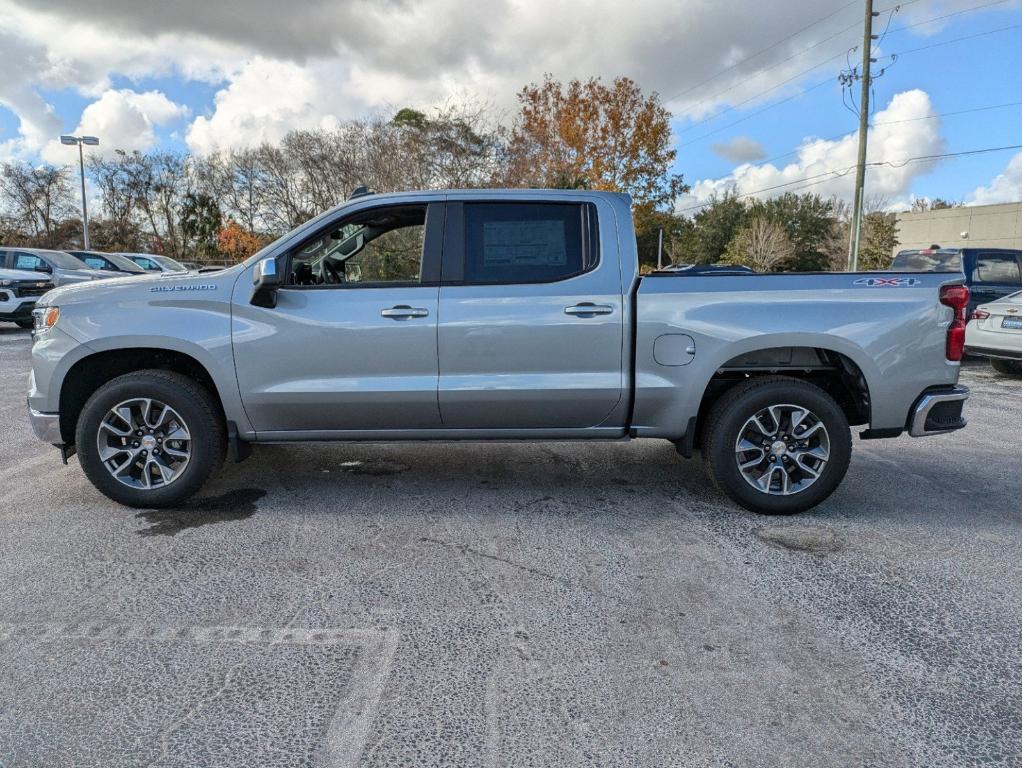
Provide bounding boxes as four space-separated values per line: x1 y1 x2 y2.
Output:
60 134 99 249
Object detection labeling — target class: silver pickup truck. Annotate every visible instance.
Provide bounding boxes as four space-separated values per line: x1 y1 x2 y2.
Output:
27 189 969 514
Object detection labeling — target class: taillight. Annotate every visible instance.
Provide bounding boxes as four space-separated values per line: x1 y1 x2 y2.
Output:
971 309 990 320
940 284 970 361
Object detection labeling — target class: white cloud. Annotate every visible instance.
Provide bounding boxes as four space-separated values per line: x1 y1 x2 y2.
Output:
40 89 188 163
967 152 1022 206
678 89 945 210
186 58 358 154
711 136 766 163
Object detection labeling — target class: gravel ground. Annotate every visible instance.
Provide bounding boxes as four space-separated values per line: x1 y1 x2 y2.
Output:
0 324 1020 767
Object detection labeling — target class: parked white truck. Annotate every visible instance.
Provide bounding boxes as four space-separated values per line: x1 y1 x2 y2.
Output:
28 190 969 513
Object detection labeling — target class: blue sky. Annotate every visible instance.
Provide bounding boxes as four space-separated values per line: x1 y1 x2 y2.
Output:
1 0 1020 211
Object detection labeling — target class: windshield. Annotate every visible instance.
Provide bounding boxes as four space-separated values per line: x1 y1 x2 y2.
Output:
70 251 146 273
891 250 963 272
154 255 188 272
39 250 92 270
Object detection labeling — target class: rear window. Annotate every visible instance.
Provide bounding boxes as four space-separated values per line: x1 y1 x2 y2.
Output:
972 253 1022 284
461 202 595 284
891 250 962 272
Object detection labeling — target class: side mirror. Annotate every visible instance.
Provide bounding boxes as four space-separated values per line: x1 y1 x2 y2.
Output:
251 256 280 308
345 263 362 283
35 264 53 273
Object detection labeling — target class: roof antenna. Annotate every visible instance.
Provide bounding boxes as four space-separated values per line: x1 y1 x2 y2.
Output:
349 186 373 200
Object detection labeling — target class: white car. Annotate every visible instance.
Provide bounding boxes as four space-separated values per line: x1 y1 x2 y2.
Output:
0 267 55 328
965 289 1022 375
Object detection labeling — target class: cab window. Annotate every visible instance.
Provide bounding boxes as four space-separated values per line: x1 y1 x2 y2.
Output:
286 205 426 287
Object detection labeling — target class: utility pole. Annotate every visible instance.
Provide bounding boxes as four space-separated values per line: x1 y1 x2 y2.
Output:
847 0 877 271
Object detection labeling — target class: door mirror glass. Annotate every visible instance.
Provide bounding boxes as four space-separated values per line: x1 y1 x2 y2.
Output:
251 256 280 308
344 262 362 283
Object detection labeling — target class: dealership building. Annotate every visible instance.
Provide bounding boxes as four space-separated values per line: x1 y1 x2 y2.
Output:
894 201 1022 253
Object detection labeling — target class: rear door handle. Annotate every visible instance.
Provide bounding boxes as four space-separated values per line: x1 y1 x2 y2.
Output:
381 305 429 319
564 303 614 316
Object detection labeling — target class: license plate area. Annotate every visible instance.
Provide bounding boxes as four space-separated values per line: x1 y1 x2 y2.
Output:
1001 316 1022 330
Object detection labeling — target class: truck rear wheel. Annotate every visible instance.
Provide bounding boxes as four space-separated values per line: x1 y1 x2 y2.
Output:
75 370 226 508
702 377 852 515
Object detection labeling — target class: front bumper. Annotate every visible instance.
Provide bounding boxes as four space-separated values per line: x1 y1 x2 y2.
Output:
0 300 36 321
908 385 969 437
29 405 63 445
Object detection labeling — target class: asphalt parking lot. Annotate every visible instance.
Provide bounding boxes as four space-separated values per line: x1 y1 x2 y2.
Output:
1 325 1020 768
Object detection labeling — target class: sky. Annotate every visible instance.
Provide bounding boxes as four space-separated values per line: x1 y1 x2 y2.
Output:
0 0 1020 213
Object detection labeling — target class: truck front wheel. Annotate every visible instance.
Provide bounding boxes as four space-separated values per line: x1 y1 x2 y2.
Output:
75 370 226 508
702 377 852 515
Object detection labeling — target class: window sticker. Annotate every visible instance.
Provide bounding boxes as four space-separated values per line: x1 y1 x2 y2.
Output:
482 221 566 267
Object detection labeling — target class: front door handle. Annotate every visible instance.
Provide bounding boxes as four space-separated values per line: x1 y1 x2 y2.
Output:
381 305 429 319
564 302 614 316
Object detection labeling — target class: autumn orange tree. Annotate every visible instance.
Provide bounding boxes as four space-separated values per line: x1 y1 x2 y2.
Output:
217 219 264 264
505 75 687 230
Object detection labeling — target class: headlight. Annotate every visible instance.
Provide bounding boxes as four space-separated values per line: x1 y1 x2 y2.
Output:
32 306 60 333
0 280 11 288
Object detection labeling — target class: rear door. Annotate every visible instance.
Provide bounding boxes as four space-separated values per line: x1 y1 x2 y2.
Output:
437 198 625 430
969 250 1022 311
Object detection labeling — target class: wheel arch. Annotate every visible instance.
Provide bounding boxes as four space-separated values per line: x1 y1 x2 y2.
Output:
58 346 229 444
692 345 872 450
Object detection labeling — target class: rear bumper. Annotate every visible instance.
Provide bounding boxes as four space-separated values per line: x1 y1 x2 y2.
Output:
908 385 969 437
965 345 1022 361
28 405 62 445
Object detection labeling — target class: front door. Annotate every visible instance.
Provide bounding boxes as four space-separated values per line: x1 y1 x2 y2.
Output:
437 199 625 430
232 202 444 433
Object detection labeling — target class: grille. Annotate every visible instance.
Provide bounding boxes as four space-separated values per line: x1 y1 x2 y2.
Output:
16 282 54 297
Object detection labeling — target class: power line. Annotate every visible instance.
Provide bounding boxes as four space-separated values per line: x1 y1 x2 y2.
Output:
886 0 1012 34
679 51 850 135
678 143 1022 213
887 21 1022 56
748 100 1022 169
683 18 864 116
680 21 1022 146
665 0 859 104
680 78 835 146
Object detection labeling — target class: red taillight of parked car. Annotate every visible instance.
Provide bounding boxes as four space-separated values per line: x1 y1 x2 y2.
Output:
940 284 970 361
971 309 990 320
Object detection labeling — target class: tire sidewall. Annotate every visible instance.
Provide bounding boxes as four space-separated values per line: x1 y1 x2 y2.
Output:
76 373 222 508
707 381 852 515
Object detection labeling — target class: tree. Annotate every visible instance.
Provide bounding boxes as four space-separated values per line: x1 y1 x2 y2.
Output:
911 197 962 212
685 191 750 264
722 217 793 271
180 192 222 262
0 162 76 245
504 75 687 223
858 212 899 270
217 220 264 264
750 193 835 271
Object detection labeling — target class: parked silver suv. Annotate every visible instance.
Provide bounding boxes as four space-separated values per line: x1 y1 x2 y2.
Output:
0 248 117 286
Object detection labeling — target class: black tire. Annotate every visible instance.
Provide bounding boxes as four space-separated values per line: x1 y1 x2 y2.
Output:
76 370 226 508
702 376 852 515
14 319 33 329
990 358 1022 376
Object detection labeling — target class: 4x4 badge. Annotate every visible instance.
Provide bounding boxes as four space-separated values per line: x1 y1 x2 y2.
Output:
853 277 921 287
